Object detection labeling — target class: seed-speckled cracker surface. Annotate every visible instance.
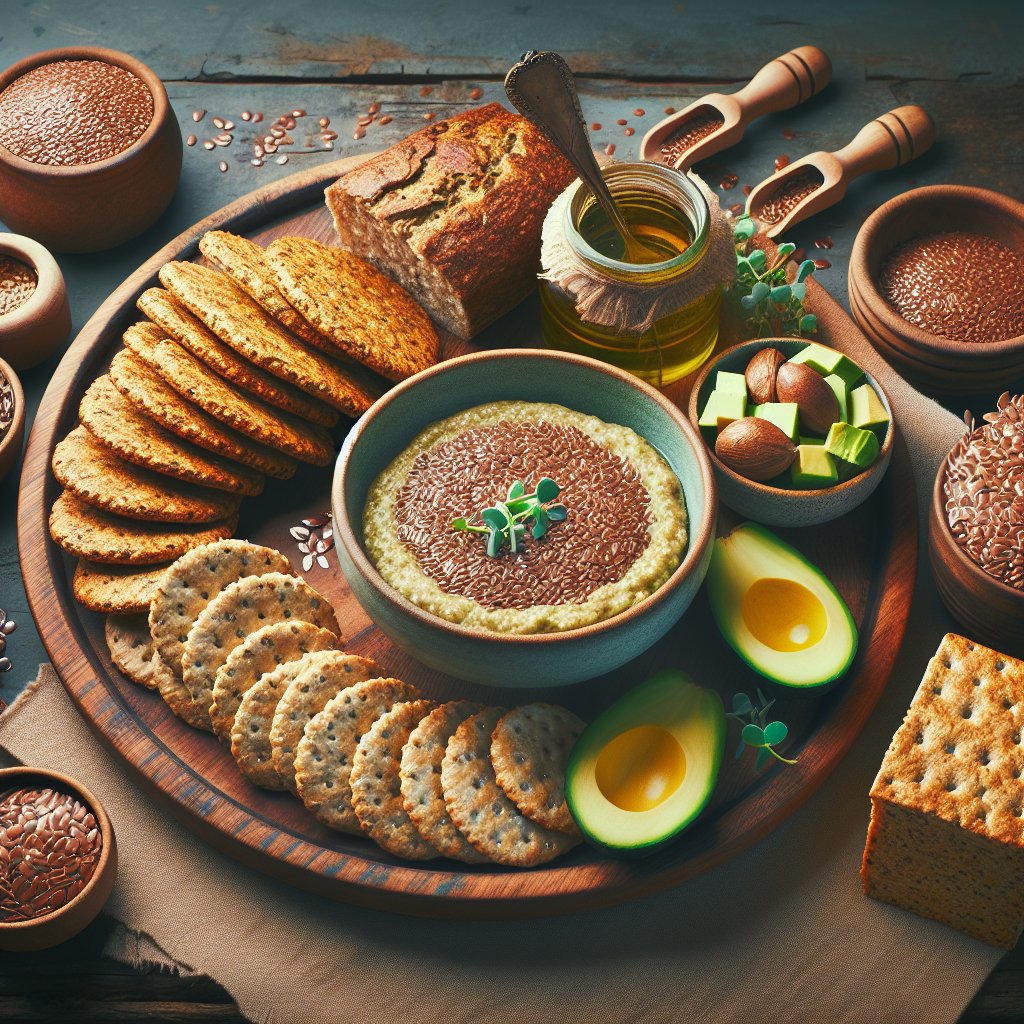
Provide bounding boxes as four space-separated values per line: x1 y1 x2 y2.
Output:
442 707 579 867
267 236 439 382
105 613 156 689
294 677 421 833
210 620 340 739
400 701 489 863
490 703 584 835
269 651 384 794
182 572 339 730
49 491 236 566
76 561 172 615
351 699 439 860
153 652 208 729
78 375 264 496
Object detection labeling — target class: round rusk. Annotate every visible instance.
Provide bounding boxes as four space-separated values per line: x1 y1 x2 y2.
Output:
76 561 172 615
104 613 156 689
152 652 208 729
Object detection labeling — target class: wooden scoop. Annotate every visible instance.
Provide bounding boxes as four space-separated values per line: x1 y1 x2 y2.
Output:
639 45 832 170
745 105 936 238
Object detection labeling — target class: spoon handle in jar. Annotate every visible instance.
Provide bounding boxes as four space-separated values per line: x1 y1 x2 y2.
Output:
730 45 832 123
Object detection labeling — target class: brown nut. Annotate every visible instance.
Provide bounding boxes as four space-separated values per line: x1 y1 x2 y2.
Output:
715 417 797 482
776 361 839 435
744 346 785 405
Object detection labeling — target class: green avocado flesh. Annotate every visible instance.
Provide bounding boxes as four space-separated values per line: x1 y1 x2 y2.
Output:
706 523 858 689
565 670 725 854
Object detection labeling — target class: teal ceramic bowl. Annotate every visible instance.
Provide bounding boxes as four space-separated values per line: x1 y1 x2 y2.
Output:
332 349 717 688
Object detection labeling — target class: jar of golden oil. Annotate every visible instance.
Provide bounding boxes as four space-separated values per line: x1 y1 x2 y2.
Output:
539 162 724 387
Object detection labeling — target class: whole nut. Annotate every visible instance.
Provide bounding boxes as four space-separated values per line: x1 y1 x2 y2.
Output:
776 361 839 435
715 417 797 482
745 346 785 405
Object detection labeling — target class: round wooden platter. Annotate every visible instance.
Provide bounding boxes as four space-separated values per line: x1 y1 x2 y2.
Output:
18 154 917 918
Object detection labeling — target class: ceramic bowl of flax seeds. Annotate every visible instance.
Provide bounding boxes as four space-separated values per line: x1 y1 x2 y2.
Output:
0 767 117 951
0 46 182 253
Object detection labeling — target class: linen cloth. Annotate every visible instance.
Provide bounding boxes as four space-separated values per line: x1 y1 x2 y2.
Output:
0 280 1008 1023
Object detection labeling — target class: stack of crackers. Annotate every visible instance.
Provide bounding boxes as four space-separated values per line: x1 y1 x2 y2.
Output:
108 538 585 868
49 231 440 614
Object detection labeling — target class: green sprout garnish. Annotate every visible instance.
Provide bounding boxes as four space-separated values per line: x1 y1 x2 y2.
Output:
729 215 818 339
452 477 567 557
727 689 798 771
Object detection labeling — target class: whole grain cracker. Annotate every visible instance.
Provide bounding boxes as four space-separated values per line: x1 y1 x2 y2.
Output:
104 613 156 689
107 349 298 480
76 560 172 615
351 699 439 860
78 375 265 496
159 260 380 416
136 290 339 427
400 701 489 863
148 539 294 698
152 652 208 729
49 491 236 566
209 620 339 739
442 707 579 867
269 651 384 794
114 339 333 467
54 425 241 524
267 236 439 381
294 677 421 833
182 572 339 729
490 703 584 835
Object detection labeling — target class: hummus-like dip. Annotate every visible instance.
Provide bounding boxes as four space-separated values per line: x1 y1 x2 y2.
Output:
363 401 688 634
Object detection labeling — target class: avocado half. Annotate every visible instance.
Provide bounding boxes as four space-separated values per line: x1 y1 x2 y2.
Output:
565 670 725 855
706 522 858 689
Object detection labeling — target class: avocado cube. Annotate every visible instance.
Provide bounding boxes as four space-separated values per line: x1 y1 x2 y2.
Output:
824 374 848 423
752 402 799 442
715 370 748 396
790 343 864 389
698 390 746 433
825 421 880 469
850 383 889 433
790 444 839 489
799 436 824 446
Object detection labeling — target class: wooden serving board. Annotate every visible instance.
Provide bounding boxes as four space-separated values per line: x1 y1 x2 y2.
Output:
18 155 917 918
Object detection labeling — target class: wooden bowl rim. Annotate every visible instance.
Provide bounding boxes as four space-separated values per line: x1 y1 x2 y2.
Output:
0 233 67 337
0 355 25 460
0 765 115 934
333 347 718 648
849 184 1024 359
687 337 894 503
0 45 173 179
929 446 1024 608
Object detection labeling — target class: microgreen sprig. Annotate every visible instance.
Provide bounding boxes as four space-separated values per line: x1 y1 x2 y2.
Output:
730 216 818 339
727 689 798 771
452 477 567 557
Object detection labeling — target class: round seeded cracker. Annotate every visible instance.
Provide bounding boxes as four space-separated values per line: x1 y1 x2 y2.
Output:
294 677 421 833
490 704 584 835
152 652 208 729
104 613 156 689
269 652 384 794
351 700 439 860
400 701 489 864
76 561 172 615
442 708 579 868
182 572 339 730
210 621 340 739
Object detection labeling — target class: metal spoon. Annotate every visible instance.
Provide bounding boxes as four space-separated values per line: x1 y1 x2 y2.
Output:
504 50 661 263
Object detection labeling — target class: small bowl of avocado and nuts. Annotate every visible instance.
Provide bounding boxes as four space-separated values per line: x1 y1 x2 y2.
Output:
688 339 894 526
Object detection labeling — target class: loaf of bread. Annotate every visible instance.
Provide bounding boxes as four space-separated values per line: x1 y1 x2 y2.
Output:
325 103 576 340
861 633 1024 947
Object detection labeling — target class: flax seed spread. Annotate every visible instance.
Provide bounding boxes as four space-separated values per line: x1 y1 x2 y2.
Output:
363 402 688 634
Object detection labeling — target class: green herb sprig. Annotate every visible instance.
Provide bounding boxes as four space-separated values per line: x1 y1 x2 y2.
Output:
730 216 818 339
727 689 798 771
453 478 567 557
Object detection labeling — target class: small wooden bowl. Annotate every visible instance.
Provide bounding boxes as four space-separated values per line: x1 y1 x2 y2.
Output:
0 233 71 370
929 450 1024 658
0 766 117 951
0 356 25 483
850 185 1024 396
688 338 894 527
0 47 182 253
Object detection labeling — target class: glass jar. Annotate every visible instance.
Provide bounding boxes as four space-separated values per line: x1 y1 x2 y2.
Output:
539 162 722 387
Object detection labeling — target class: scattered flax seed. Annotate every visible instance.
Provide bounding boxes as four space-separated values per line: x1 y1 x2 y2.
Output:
591 122 602 131
292 109 306 117
192 109 205 122
742 184 752 196
379 115 392 125
212 116 225 129
604 142 616 156
813 258 831 270
633 108 645 117
616 118 627 126
469 87 483 100
319 116 331 127
623 127 635 136
368 101 381 115
419 85 433 97
241 110 252 121
221 119 235 131
276 154 288 165
720 173 739 190
202 140 215 151
357 115 373 127
253 112 263 123
251 158 264 167
814 235 834 250
664 106 676 114
186 134 197 147
423 111 435 121
322 130 338 141
218 160 228 173
781 127 795 140
353 127 366 140
775 154 790 171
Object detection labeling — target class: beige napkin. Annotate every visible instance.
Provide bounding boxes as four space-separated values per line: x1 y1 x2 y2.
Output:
0 281 1007 1023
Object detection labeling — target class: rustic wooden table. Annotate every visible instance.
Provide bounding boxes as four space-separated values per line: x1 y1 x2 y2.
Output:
0 1 1021 1019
